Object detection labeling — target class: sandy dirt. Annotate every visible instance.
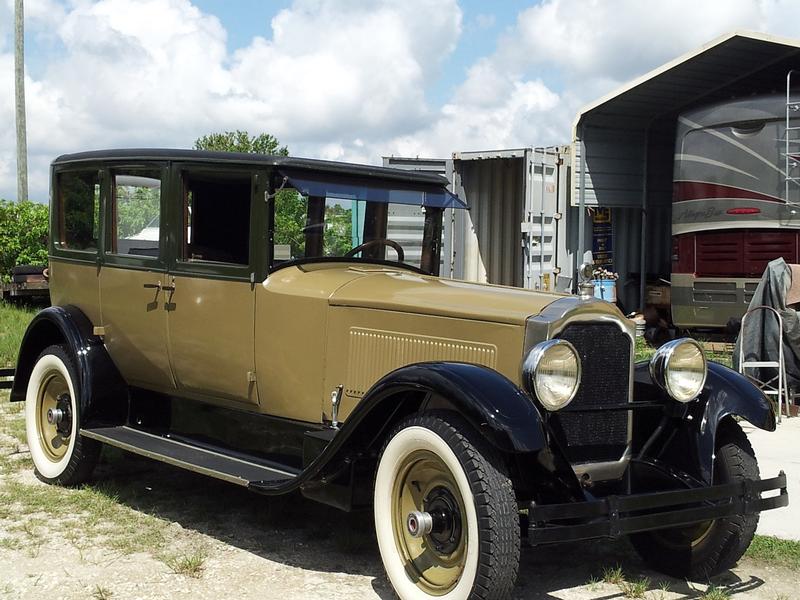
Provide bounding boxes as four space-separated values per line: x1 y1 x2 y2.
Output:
0 446 797 600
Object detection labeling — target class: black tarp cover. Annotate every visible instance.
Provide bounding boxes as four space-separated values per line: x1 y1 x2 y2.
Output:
733 257 800 395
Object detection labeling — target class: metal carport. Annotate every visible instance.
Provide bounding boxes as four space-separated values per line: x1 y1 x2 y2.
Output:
573 30 800 312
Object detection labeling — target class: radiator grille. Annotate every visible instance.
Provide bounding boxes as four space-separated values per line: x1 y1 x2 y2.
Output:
550 323 631 463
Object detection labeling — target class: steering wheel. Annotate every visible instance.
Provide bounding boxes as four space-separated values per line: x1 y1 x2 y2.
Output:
344 238 405 262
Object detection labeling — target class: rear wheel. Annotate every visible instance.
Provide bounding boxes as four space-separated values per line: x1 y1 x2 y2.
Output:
25 345 100 485
374 412 520 600
629 419 759 579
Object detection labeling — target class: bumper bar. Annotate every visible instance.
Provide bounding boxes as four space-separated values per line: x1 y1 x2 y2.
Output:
528 472 788 544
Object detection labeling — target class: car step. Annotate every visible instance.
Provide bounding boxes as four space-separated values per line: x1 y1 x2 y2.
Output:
81 426 297 487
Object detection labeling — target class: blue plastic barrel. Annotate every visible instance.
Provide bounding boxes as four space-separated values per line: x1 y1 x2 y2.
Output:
593 279 616 302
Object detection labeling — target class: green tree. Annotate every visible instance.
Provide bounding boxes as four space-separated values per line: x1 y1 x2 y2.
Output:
324 202 354 257
116 184 160 238
0 199 49 282
193 130 288 156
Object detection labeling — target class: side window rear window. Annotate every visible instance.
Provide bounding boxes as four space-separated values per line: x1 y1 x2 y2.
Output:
110 170 161 258
181 172 251 265
55 171 100 252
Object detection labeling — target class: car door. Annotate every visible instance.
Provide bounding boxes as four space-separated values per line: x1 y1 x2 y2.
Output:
164 165 264 406
99 164 176 392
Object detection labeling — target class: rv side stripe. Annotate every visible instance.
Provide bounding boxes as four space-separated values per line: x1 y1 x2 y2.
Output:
673 181 783 204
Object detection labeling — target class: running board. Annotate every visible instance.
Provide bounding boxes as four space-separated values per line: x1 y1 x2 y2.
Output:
81 426 297 487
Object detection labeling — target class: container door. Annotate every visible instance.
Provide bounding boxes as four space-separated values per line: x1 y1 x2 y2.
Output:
164 166 261 406
522 148 563 292
99 165 176 392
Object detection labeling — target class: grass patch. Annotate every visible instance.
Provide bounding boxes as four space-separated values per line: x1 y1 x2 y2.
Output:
164 549 206 577
601 564 625 585
619 577 650 599
0 478 170 556
0 302 36 367
699 585 731 600
745 534 800 569
91 585 113 600
635 335 732 367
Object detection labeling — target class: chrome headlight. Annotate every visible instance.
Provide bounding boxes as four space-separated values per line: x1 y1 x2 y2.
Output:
649 338 707 402
522 339 581 411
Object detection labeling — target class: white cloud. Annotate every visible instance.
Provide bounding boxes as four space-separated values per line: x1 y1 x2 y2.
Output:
379 0 800 159
3 0 800 202
0 0 462 201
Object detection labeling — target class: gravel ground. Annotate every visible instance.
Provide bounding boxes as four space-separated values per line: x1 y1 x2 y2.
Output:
1 392 797 600
0 449 797 600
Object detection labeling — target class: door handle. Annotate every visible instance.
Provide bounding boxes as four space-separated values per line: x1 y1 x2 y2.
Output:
143 282 161 289
161 284 176 292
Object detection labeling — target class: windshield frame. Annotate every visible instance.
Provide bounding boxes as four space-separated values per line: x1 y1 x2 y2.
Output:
267 171 455 276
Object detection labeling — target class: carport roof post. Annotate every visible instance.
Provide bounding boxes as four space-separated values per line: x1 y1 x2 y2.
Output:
571 30 800 309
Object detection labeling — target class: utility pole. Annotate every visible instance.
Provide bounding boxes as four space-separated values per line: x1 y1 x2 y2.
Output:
15 0 28 203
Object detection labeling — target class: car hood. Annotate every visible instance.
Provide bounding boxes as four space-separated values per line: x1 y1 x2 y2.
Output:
329 268 565 325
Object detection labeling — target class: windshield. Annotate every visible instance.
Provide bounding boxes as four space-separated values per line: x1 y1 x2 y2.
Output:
271 182 456 275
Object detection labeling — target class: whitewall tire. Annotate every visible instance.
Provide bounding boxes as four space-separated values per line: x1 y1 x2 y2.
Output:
25 345 99 485
374 412 519 600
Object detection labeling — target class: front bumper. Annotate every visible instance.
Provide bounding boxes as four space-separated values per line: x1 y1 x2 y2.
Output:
527 472 788 544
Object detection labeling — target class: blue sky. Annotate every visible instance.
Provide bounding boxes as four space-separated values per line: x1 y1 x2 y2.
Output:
2 0 800 202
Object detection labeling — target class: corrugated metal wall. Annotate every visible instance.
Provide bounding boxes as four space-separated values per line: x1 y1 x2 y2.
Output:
572 127 647 207
382 156 460 277
453 154 526 287
387 149 580 292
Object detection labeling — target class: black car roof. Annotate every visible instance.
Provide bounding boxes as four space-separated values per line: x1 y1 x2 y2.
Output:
53 148 450 187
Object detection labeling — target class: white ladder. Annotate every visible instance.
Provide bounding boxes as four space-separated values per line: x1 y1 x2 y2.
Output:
738 305 791 423
786 70 800 206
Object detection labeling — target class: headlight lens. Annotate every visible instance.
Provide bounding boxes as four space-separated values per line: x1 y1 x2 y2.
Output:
649 338 707 402
523 339 581 411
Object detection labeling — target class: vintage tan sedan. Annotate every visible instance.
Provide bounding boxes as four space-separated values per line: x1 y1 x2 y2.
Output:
10 149 788 600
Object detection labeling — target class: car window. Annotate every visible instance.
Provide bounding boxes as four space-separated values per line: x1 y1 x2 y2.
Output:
54 170 100 252
181 171 251 265
110 171 162 258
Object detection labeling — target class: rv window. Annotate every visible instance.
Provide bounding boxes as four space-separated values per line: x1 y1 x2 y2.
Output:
55 170 100 252
110 170 162 258
181 172 251 265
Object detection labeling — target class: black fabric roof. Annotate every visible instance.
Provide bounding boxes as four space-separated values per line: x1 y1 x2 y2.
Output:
53 148 451 187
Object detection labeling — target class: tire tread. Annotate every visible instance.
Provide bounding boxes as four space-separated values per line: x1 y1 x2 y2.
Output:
380 411 520 599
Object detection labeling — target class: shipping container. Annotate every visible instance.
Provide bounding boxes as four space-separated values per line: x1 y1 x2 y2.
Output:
385 148 584 294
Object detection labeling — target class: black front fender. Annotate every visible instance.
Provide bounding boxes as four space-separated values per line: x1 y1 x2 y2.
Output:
694 362 775 481
11 305 127 426
635 361 775 484
363 362 547 454
255 362 584 503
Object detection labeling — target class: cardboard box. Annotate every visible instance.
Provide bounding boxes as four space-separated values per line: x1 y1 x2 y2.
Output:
645 284 671 307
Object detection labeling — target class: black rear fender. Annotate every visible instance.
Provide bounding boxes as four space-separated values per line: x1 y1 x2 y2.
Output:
10 305 127 426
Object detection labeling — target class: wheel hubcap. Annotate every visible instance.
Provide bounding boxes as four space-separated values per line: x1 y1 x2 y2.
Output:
36 374 72 462
392 450 467 595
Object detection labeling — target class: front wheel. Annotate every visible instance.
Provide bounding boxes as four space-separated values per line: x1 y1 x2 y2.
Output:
25 344 100 485
629 419 760 579
374 412 520 600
